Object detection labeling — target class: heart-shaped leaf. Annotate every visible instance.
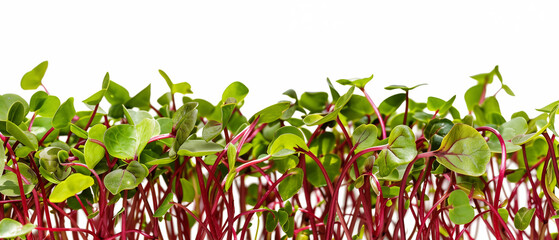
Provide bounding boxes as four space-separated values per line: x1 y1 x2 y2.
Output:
305 154 341 187
52 97 76 129
268 134 309 158
514 207 535 231
104 118 160 160
303 86 354 126
6 121 38 150
384 83 426 91
278 168 303 200
105 80 130 105
434 123 491 176
104 169 137 195
177 140 224 157
250 102 291 124
125 84 151 111
179 178 195 202
153 193 174 218
84 124 107 169
21 61 48 90
448 190 474 225
424 118 454 150
336 74 374 89
376 125 417 178
222 81 249 104
0 218 36 239
378 93 406 116
159 70 193 94
126 161 149 186
352 124 377 152
50 173 94 203
299 92 328 114
202 120 222 142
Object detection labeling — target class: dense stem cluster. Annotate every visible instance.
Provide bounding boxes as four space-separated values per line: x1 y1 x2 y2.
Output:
0 63 558 239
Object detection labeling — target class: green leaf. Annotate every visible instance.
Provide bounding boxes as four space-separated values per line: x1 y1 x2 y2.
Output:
159 70 193 94
6 121 38 150
384 83 426 91
123 108 153 126
104 169 137 195
135 118 161 156
225 144 237 191
250 102 291 124
265 212 278 232
21 61 48 90
434 123 491 176
29 91 48 112
352 124 377 152
153 193 175 218
268 134 309 158
83 89 107 106
0 94 29 132
0 140 5 179
50 173 94 203
104 119 160 160
36 95 61 117
52 97 76 129
177 140 224 157
126 161 149 186
378 93 406 116
512 105 558 145
125 84 151 111
0 218 36 239
172 103 198 153
305 154 341 187
202 120 222 142
377 125 417 178
278 168 303 200
179 178 195 202
299 92 328 113
336 74 374 89
427 97 445 111
326 78 340 102
222 81 249 103
448 190 474 225
0 165 36 197
70 123 88 139
302 86 354 126
514 207 535 231
424 118 454 150
105 80 131 105
470 66 498 85
84 124 107 169
502 84 515 96
104 125 137 159
464 85 484 112
498 208 509 223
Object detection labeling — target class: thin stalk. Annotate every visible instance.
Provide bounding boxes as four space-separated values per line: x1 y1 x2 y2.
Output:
361 88 387 139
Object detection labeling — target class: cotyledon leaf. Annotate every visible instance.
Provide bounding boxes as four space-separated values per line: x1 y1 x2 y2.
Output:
433 123 491 176
49 173 94 203
376 125 417 178
0 218 36 239
303 86 354 126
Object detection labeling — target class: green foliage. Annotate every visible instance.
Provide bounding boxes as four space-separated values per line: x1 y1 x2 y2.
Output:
514 207 536 231
0 218 36 239
448 190 475 225
434 123 491 176
50 173 94 203
4 64 558 239
21 61 48 90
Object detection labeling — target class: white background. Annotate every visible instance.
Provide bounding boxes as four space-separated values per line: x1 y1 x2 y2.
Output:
1 1 558 119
